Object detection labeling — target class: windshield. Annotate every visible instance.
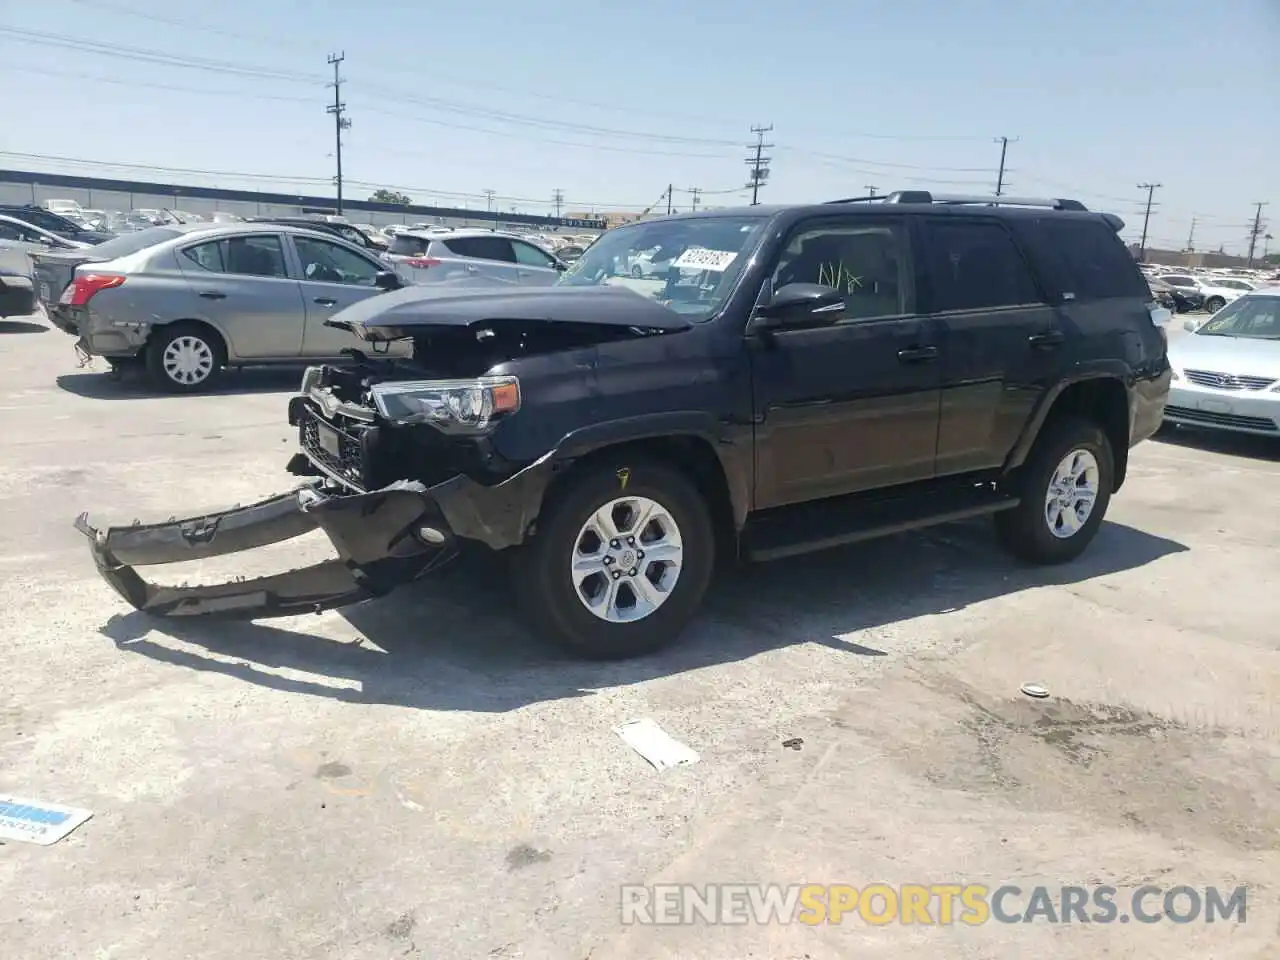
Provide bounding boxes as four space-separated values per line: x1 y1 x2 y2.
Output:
87 226 183 258
1195 295 1280 339
555 215 769 320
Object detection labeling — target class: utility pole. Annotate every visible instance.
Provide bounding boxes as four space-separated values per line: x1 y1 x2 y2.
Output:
994 136 1017 197
552 188 564 218
688 187 701 212
1246 202 1269 267
326 53 352 215
1136 183 1162 262
744 124 774 206
666 184 673 215
1185 217 1197 252
483 189 495 212
864 185 878 198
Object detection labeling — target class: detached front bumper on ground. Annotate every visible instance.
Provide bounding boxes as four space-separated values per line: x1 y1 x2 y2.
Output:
74 481 456 618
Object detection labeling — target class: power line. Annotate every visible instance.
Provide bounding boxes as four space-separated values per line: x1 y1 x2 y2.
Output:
1136 183 1162 262
326 53 351 215
745 124 774 206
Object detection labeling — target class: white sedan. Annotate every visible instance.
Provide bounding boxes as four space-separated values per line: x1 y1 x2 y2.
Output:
1165 288 1280 437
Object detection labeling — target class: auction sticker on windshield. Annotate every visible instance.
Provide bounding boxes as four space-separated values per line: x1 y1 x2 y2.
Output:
672 248 739 271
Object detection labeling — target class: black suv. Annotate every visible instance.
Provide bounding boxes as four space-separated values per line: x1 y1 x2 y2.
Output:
76 191 1171 659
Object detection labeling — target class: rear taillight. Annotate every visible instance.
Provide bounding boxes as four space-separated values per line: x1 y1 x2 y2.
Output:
61 273 126 306
403 257 441 269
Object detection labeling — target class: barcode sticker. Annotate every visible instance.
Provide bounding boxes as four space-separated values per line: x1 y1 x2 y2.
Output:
671 248 739 272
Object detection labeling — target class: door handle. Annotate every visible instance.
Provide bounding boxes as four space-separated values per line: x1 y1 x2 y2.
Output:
197 291 226 300
1028 330 1066 349
313 297 338 307
465 265 479 273
897 345 939 363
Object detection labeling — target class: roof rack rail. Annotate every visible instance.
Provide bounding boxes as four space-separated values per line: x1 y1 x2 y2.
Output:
826 191 1089 212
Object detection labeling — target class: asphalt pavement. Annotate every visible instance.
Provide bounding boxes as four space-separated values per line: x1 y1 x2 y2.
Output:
0 315 1276 959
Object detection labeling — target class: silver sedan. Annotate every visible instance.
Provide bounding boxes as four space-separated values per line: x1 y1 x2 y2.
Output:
38 222 407 392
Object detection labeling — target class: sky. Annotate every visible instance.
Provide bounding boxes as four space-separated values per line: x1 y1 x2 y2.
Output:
3 0 1277 252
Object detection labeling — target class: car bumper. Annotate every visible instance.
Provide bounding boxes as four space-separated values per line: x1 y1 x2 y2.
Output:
1164 382 1280 436
75 456 556 620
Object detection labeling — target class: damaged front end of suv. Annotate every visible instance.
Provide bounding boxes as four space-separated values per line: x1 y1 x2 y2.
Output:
74 283 691 619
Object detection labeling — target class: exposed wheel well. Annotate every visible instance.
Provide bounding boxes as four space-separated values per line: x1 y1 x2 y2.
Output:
545 436 738 561
1040 378 1130 488
149 319 228 362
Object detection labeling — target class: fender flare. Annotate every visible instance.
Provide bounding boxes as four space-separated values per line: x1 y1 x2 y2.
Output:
550 411 753 528
1004 363 1131 471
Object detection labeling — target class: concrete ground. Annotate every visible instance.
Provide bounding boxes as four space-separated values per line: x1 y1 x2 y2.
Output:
0 314 1276 959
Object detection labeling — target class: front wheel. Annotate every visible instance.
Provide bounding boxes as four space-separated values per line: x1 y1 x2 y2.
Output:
1204 296 1226 314
512 456 715 659
995 417 1114 565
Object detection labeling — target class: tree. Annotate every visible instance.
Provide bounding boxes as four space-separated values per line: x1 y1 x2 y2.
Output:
370 188 412 206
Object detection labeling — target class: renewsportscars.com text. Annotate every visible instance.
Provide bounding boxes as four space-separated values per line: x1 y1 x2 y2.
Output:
620 883 1247 926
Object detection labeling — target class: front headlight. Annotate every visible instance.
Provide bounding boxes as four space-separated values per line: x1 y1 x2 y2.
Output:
370 376 520 431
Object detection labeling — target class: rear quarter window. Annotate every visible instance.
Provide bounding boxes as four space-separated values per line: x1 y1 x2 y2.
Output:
1024 218 1150 302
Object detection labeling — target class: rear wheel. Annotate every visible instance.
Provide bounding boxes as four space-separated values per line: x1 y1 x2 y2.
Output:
146 322 225 393
995 417 1114 565
513 456 715 659
1204 296 1226 314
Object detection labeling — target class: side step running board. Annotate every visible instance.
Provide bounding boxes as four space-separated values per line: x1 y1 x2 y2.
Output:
743 488 1019 562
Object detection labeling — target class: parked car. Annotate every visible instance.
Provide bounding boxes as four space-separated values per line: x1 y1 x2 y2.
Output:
1164 288 1280 437
1147 276 1201 313
384 228 567 284
1159 274 1209 312
351 224 389 249
0 204 115 245
75 190 1171 660
40 223 407 390
248 217 381 253
43 199 84 216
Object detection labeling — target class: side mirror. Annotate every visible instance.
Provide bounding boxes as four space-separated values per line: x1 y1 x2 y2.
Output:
374 270 402 291
553 260 568 272
753 283 845 330
1182 318 1198 332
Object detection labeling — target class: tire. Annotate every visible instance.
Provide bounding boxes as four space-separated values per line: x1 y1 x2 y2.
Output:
630 265 644 278
145 322 225 393
1204 296 1226 314
512 455 716 659
994 417 1114 565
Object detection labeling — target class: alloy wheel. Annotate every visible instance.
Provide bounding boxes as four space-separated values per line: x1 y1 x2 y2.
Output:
570 495 683 622
1043 448 1100 539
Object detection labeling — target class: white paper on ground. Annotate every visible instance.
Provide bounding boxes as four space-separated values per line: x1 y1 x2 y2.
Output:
0 795 94 846
615 718 700 770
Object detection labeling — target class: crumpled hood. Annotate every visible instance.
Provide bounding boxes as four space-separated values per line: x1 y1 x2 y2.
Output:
325 281 693 341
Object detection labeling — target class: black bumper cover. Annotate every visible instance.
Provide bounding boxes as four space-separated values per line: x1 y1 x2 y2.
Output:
74 456 554 619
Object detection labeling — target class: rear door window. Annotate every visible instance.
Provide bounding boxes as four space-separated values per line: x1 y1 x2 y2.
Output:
441 236 517 263
918 219 1043 312
182 235 289 278
1025 218 1150 301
